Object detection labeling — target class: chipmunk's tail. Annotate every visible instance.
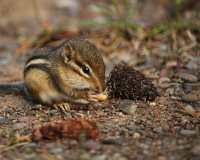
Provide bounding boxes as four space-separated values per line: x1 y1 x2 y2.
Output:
0 82 26 95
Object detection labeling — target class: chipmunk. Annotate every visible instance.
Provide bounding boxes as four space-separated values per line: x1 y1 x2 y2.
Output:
0 39 107 111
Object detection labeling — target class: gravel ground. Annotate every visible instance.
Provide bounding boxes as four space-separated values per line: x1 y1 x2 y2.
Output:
0 28 199 160
0 1 199 160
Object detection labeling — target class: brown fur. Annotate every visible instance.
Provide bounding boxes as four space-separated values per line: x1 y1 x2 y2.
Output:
0 39 106 105
24 68 60 104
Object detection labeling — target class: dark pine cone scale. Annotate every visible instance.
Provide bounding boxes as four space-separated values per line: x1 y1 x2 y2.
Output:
106 63 158 101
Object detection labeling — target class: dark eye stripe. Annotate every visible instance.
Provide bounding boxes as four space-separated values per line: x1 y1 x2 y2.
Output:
75 61 91 75
75 61 82 68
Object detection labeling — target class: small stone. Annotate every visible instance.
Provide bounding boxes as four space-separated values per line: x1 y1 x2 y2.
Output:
111 153 127 160
183 105 196 115
153 127 163 134
180 129 196 136
50 147 63 154
80 152 91 160
165 88 175 96
158 77 171 88
13 122 27 130
93 155 107 160
101 137 123 145
1 106 13 114
84 140 101 151
0 116 8 124
133 132 141 139
24 153 38 160
178 72 198 82
0 54 11 65
181 92 200 102
158 156 167 160
118 100 138 115
191 145 200 155
149 102 156 106
186 60 199 70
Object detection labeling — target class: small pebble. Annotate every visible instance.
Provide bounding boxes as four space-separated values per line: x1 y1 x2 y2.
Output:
133 132 141 139
24 153 38 160
101 137 123 145
180 129 196 136
0 116 8 124
178 72 198 82
183 105 196 115
149 102 156 106
13 122 27 130
80 153 91 160
0 54 12 65
158 156 167 160
191 145 200 155
158 77 171 88
153 127 163 134
181 92 200 102
1 106 14 115
165 88 175 96
186 60 199 70
118 100 138 115
84 140 101 151
111 153 127 160
50 147 63 154
93 155 107 160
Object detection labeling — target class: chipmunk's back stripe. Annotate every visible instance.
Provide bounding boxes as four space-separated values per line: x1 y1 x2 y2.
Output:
24 63 50 74
25 52 50 64
25 59 51 68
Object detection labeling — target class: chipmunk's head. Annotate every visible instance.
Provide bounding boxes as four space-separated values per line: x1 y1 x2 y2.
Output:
59 39 106 101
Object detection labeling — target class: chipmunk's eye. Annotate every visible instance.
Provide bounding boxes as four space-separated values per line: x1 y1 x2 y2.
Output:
81 64 90 75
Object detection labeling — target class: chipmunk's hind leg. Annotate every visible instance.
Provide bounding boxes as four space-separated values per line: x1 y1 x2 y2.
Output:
24 68 61 104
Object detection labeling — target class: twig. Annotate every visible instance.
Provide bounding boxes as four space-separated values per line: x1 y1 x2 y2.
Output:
0 142 30 154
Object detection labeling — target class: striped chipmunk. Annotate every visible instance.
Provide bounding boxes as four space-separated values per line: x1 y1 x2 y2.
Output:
0 39 107 112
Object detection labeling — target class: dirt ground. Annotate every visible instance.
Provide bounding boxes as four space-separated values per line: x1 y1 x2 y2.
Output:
0 1 199 160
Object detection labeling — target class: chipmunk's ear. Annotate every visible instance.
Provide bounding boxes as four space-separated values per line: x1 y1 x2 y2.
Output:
61 44 75 63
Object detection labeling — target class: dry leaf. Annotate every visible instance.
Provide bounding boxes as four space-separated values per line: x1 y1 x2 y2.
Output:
31 118 98 141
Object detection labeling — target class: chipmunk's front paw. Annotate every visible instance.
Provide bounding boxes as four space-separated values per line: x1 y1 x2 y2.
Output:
53 102 71 114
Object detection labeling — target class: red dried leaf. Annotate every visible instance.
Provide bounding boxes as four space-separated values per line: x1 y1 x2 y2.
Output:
31 118 98 141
